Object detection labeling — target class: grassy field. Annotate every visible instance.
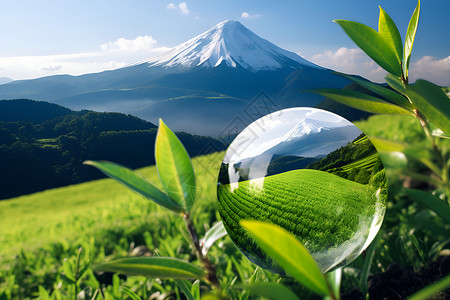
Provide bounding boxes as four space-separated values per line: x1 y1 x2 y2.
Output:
0 152 226 257
1 151 264 298
0 114 446 299
340 153 378 173
218 169 376 271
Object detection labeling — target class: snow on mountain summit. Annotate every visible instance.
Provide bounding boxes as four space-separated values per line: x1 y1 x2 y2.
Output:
147 20 321 71
283 118 330 142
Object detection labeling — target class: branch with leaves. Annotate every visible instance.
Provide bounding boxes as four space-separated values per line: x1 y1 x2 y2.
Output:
85 120 226 298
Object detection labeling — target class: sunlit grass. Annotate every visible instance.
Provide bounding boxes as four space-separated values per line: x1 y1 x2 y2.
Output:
0 152 224 259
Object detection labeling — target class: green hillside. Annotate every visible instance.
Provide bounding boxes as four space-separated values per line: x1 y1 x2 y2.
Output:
306 134 384 184
0 152 224 259
0 152 233 298
0 99 225 199
218 169 376 271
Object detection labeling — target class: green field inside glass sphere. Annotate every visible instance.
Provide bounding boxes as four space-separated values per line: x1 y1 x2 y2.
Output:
218 168 380 269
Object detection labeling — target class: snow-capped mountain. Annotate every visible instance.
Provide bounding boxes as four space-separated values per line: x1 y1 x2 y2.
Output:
0 20 352 136
261 123 361 158
283 118 330 142
229 120 362 181
148 20 320 72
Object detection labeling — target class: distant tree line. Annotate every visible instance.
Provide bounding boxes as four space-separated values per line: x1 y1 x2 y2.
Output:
306 134 384 184
0 99 226 200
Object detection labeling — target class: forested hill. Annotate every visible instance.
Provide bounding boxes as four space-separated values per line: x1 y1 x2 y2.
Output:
0 99 226 200
0 99 75 123
306 134 383 184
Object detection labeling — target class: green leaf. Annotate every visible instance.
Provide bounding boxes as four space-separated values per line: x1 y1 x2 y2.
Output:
84 160 183 213
369 137 407 152
112 274 121 298
155 119 196 212
121 286 142 300
241 221 329 296
385 74 407 95
200 221 227 255
38 286 51 300
403 0 420 79
378 6 403 64
405 189 450 223
404 79 450 135
409 273 450 300
191 279 201 300
200 293 227 300
337 73 413 110
432 129 450 139
243 283 300 300
334 19 402 77
63 259 76 283
175 280 195 300
94 257 206 279
312 88 412 115
379 151 408 170
403 145 441 176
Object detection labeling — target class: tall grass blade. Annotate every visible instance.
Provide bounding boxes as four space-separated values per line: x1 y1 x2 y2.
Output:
406 189 450 223
360 233 381 297
121 287 142 300
174 280 196 300
408 273 450 300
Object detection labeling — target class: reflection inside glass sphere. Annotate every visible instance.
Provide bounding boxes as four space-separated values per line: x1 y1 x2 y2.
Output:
217 107 387 273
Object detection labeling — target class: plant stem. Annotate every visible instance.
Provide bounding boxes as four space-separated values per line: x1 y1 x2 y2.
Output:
415 110 449 198
325 279 339 300
183 213 221 289
74 247 82 300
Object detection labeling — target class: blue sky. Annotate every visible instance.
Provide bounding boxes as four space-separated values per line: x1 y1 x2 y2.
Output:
1 0 449 84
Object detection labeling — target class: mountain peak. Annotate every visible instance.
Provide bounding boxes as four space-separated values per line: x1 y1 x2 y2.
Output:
147 20 321 71
283 118 330 142
214 19 244 28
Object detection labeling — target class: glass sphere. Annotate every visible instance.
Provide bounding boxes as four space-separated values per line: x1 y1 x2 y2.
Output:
217 107 386 273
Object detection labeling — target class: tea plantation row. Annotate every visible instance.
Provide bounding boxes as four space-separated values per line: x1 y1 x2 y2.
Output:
218 169 374 270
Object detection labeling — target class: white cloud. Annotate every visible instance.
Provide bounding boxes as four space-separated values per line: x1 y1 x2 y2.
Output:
40 65 62 71
309 47 386 82
241 12 260 19
0 36 171 80
101 36 158 52
178 2 189 15
409 56 450 86
167 2 189 15
309 47 450 86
